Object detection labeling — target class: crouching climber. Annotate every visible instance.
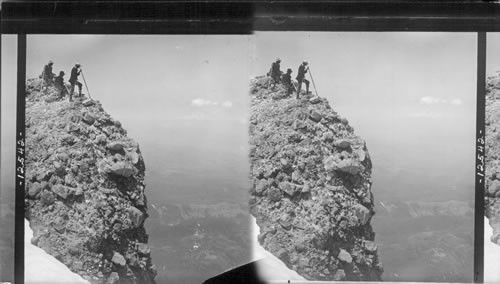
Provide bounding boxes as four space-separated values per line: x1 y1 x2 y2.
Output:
281 68 295 97
296 60 310 99
69 62 83 99
54 71 69 100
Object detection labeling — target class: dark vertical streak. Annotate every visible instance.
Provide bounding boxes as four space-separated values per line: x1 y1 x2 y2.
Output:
15 33 26 284
474 32 486 284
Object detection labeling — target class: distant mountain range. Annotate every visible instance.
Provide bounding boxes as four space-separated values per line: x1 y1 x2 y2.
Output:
376 200 474 218
149 202 249 226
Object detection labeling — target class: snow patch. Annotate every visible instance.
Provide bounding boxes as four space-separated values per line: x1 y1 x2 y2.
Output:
485 216 500 284
251 215 306 282
25 219 90 284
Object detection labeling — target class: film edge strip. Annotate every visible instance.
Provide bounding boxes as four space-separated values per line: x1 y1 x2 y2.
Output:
474 31 486 284
15 34 26 284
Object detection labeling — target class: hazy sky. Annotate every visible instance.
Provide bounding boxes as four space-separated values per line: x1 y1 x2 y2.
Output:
487 33 500 75
25 35 252 124
1 34 17 203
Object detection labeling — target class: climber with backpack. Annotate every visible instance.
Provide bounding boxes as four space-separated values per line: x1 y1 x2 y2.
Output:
296 60 310 99
268 58 283 89
41 60 55 92
69 62 83 101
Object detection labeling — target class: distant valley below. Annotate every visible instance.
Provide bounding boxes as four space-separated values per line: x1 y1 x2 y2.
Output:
372 200 474 282
145 202 252 283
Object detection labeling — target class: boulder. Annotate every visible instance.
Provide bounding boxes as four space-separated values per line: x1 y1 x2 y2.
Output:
309 110 323 122
267 187 282 202
127 206 146 228
364 240 377 252
338 249 352 263
74 186 83 197
126 150 140 164
40 190 56 205
309 96 321 104
293 119 307 130
353 204 371 225
53 161 65 172
488 180 500 196
279 182 297 196
52 184 70 199
333 269 346 280
106 272 120 284
255 76 271 87
110 161 135 177
137 243 151 255
82 113 95 125
334 139 351 149
28 182 42 198
82 99 95 107
321 131 334 142
107 141 124 152
111 252 126 266
337 159 362 175
356 148 366 162
255 179 268 194
324 156 338 172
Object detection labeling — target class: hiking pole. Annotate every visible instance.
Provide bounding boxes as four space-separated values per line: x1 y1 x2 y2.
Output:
80 70 92 99
308 67 320 97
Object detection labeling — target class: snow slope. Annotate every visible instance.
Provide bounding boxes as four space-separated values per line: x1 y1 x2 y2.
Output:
251 215 306 282
485 216 500 284
25 219 89 284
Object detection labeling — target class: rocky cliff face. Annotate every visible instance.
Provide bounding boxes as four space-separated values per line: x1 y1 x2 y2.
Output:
485 71 500 247
248 76 383 281
24 79 157 283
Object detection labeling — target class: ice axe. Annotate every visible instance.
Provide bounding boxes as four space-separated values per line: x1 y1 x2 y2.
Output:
308 67 319 98
81 69 92 99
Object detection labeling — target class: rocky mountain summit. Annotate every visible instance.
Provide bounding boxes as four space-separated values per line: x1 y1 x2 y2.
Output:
485 71 500 247
249 76 383 281
24 79 157 283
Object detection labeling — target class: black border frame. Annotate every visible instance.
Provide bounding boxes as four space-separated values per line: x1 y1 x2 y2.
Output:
2 1 498 283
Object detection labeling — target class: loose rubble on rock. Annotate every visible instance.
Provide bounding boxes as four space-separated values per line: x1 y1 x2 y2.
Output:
249 76 383 281
485 71 500 247
25 78 157 284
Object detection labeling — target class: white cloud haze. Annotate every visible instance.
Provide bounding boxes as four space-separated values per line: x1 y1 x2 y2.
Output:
191 98 233 108
419 96 462 106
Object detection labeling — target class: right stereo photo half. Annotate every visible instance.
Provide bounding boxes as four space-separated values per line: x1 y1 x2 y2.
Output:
249 32 478 283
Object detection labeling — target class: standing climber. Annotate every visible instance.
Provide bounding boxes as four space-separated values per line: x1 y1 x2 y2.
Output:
281 68 295 97
296 61 310 99
268 58 282 89
69 62 83 100
54 71 69 100
41 60 55 92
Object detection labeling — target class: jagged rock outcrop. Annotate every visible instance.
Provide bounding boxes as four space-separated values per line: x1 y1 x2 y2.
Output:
249 76 383 281
485 71 500 247
24 78 157 283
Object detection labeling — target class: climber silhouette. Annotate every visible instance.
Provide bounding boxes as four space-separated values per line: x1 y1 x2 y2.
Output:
281 68 295 97
41 60 55 93
296 61 310 99
268 58 282 89
54 71 69 100
69 62 83 101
